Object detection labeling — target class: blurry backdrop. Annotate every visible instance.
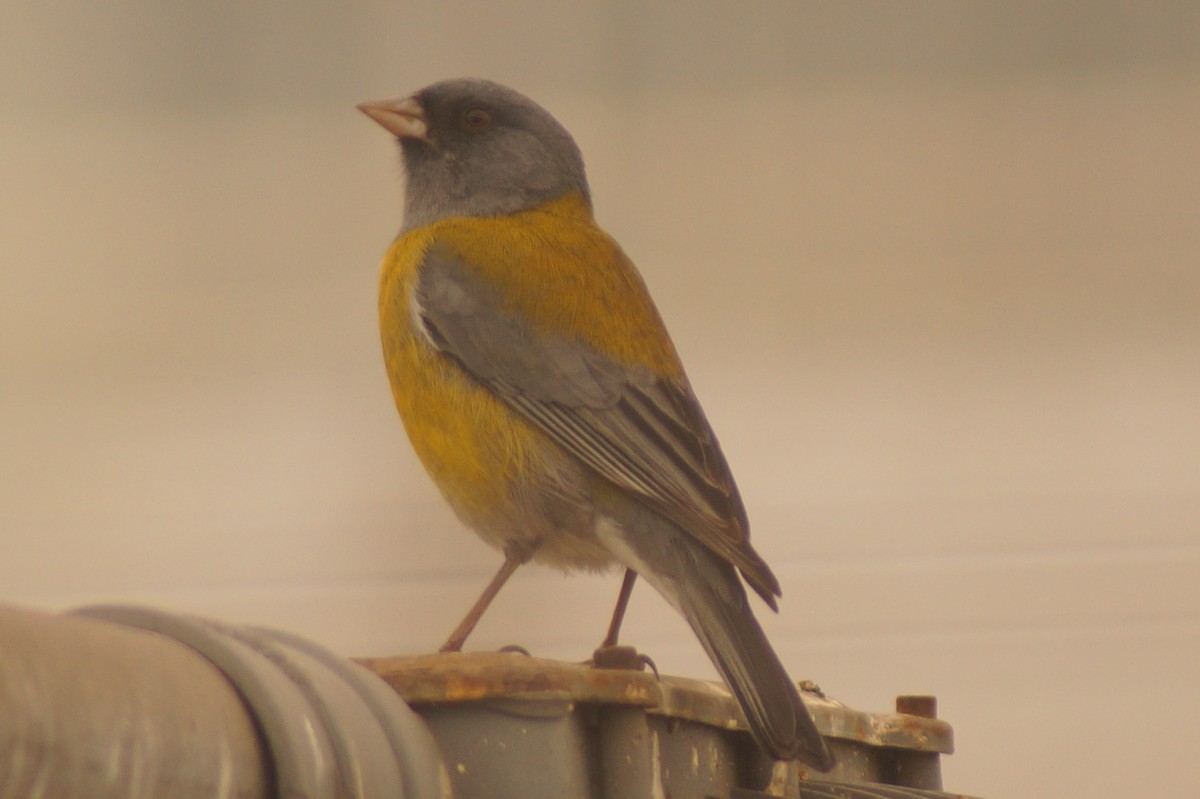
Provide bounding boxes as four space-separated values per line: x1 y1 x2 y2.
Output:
2 3 1197 797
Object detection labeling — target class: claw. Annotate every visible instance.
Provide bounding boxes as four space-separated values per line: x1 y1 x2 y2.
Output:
591 644 657 677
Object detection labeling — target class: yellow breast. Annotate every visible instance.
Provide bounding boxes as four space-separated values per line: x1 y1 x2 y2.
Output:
379 234 533 525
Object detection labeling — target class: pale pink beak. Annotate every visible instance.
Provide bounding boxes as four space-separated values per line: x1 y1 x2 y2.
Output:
357 95 430 141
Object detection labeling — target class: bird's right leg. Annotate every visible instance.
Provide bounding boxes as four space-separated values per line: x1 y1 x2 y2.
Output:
439 541 536 652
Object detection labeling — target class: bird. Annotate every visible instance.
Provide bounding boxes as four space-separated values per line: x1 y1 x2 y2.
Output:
358 78 832 770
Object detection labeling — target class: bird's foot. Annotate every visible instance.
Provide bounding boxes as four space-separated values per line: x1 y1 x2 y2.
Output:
590 644 659 677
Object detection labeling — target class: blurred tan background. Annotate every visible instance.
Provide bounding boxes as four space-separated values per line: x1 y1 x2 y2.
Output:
2 2 1198 796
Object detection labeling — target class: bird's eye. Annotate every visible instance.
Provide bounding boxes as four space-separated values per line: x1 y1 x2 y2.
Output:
462 108 492 130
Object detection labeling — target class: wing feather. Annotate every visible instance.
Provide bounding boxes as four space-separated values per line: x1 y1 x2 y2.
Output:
416 251 779 603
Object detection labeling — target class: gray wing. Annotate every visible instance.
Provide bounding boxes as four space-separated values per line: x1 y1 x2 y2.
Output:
414 249 780 605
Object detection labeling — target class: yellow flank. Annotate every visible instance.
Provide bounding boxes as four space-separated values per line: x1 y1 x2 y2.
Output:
378 191 681 528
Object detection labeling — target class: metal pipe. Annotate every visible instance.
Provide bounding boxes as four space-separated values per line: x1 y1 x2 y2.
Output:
0 604 450 799
0 603 269 799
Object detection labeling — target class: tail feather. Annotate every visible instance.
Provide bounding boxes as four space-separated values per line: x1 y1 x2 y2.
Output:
680 567 833 770
593 503 833 770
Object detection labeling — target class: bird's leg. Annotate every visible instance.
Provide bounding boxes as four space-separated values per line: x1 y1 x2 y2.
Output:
439 542 534 653
600 568 639 648
592 569 655 672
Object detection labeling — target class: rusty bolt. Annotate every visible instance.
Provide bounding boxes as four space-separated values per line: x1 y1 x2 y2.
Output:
896 695 938 718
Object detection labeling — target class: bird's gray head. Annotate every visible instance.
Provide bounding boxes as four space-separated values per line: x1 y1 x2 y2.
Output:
359 78 591 230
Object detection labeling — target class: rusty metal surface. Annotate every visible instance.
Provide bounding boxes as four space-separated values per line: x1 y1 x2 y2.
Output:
357 651 954 756
360 651 660 707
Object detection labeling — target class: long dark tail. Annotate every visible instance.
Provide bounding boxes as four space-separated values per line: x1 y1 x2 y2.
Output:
678 559 833 770
595 496 833 769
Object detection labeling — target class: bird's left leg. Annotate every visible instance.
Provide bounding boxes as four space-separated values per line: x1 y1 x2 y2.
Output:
600 567 638 648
